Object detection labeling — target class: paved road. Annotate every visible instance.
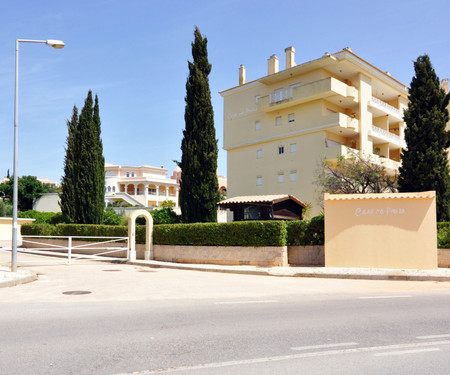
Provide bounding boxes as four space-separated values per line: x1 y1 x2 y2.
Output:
0 252 449 374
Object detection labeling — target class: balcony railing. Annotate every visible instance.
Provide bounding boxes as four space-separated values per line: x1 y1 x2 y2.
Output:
370 96 402 118
270 89 290 104
371 125 401 144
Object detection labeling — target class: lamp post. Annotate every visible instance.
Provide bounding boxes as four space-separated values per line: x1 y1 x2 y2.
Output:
11 39 65 272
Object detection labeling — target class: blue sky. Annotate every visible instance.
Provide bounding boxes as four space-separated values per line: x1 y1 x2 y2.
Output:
0 0 449 182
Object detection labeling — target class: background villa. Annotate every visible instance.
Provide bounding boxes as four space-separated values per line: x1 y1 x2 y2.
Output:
105 163 179 208
105 163 228 209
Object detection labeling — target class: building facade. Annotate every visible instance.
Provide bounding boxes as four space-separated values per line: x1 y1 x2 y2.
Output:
105 163 179 208
220 47 409 214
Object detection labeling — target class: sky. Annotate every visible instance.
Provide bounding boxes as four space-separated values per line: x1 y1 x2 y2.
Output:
0 0 449 183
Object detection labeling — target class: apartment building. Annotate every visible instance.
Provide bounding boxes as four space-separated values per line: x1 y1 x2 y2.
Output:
220 47 409 213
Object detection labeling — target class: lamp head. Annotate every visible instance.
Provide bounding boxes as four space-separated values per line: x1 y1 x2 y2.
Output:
46 40 65 49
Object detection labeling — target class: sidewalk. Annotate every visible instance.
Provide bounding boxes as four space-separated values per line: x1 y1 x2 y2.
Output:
0 245 38 288
129 259 450 282
1 246 450 287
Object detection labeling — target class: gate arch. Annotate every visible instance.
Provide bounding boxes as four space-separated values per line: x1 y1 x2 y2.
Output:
128 209 153 261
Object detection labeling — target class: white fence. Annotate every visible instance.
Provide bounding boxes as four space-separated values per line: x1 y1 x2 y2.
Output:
21 235 129 264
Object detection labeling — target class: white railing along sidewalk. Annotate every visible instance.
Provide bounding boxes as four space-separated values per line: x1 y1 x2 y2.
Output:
21 235 129 264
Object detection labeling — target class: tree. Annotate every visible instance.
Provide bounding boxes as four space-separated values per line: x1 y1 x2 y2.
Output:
0 175 45 211
60 91 105 224
315 151 397 200
398 55 450 222
60 106 78 221
178 27 219 223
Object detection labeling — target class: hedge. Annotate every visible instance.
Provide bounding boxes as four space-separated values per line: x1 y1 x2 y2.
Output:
286 216 324 246
22 221 293 247
153 221 287 247
20 219 450 248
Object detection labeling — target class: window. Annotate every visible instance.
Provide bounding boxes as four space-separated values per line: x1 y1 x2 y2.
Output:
148 188 156 195
255 121 261 131
256 176 263 186
290 143 297 153
126 172 130 177
244 206 262 220
278 173 284 183
256 149 263 159
107 186 111 192
290 171 297 182
131 172 135 177
278 146 284 155
112 187 116 192
288 113 295 122
255 95 261 104
276 116 282 126
290 82 302 97
273 88 284 103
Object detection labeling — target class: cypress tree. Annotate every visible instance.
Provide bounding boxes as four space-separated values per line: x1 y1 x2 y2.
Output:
74 90 105 224
398 55 450 221
179 27 219 223
93 95 105 221
60 106 78 220
60 91 105 224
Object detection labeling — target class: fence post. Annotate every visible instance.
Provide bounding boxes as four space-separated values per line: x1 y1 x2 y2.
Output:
68 237 72 264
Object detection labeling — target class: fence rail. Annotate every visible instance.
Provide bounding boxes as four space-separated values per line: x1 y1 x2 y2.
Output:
21 235 129 263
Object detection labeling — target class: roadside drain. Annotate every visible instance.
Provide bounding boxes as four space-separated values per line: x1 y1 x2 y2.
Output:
102 269 122 272
62 291 92 295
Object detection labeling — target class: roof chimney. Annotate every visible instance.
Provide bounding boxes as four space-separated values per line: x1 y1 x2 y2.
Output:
268 54 279 75
441 79 449 94
285 46 295 69
239 64 246 85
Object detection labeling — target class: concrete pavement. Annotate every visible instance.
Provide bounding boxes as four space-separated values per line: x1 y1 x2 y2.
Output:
129 259 450 282
1 245 450 288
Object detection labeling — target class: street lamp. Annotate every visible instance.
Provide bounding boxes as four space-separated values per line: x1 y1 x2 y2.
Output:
11 39 65 272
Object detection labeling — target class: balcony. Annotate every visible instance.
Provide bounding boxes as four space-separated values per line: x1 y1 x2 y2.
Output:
323 112 359 136
257 77 359 113
368 96 403 121
324 145 358 160
369 125 405 148
324 146 401 172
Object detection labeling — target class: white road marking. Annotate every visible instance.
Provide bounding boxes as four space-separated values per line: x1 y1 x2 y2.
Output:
113 340 450 374
374 348 440 356
291 342 358 351
214 300 278 305
417 334 450 339
359 295 412 299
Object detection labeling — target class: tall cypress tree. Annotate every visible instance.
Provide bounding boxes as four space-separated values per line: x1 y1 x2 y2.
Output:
92 95 105 220
60 91 104 224
398 55 450 221
60 106 78 220
179 27 219 223
74 90 105 224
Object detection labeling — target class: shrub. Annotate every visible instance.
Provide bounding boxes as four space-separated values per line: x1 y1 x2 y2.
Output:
102 208 122 225
19 210 70 224
437 222 450 248
0 200 13 217
286 216 325 246
153 221 287 247
151 208 181 225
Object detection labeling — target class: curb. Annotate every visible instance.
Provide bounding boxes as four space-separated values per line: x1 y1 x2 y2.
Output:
129 260 450 282
0 269 38 288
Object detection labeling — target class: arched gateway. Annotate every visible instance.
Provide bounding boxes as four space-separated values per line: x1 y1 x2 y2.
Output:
128 209 153 261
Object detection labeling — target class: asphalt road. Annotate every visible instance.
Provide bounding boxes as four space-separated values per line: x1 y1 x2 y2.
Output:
0 252 449 375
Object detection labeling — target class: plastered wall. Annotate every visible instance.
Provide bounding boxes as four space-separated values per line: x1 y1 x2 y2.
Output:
324 192 437 269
